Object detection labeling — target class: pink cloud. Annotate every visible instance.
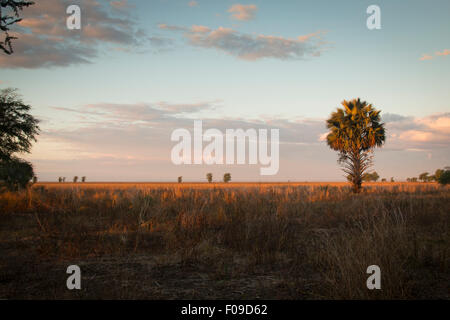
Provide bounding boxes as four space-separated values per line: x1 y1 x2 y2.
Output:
110 0 130 10
418 114 450 134
436 49 450 56
180 25 326 60
158 24 186 31
190 25 211 33
385 113 450 148
297 31 325 42
399 130 433 142
1 0 145 69
228 4 258 21
419 54 433 61
419 49 450 61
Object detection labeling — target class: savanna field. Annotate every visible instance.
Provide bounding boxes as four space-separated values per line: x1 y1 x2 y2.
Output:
0 182 449 299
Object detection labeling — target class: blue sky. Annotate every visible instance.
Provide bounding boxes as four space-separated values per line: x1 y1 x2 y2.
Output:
1 0 449 181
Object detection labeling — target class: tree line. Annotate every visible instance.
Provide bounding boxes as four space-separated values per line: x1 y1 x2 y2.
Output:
406 168 450 184
58 176 87 183
177 173 231 183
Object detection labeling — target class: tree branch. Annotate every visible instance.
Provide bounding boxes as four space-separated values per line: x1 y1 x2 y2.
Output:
0 0 34 54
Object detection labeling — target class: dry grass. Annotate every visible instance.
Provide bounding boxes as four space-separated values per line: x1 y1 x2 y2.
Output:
0 182 448 299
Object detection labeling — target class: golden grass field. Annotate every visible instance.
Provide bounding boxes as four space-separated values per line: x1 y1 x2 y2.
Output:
0 182 449 299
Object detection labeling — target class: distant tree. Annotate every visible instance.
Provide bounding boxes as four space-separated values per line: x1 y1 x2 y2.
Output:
73 176 78 183
32 175 37 184
381 178 386 182
0 158 33 190
406 178 411 182
372 172 380 182
58 177 62 183
223 173 231 183
362 171 379 182
62 177 66 183
390 177 395 182
437 170 450 185
411 177 418 182
325 98 385 193
434 169 443 182
0 0 35 55
81 176 86 183
177 176 182 183
419 172 429 182
206 173 213 183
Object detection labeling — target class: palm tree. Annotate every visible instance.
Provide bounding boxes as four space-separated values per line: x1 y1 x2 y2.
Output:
326 98 385 193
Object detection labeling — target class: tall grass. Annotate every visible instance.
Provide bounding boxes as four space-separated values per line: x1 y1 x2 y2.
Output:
0 183 448 299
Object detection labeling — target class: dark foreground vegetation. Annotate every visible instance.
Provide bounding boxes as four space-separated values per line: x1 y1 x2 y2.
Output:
0 182 448 299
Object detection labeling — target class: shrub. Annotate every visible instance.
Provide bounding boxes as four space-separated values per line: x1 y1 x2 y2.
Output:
437 170 450 185
223 173 231 183
0 158 34 191
362 171 380 182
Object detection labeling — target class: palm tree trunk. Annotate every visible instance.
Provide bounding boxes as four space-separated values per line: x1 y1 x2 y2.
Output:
352 149 362 193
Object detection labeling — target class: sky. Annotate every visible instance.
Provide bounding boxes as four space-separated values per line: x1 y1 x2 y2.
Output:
1 0 449 181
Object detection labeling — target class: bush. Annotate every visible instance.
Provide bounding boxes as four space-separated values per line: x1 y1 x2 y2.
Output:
0 158 34 191
362 171 380 182
223 173 231 183
437 170 450 185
